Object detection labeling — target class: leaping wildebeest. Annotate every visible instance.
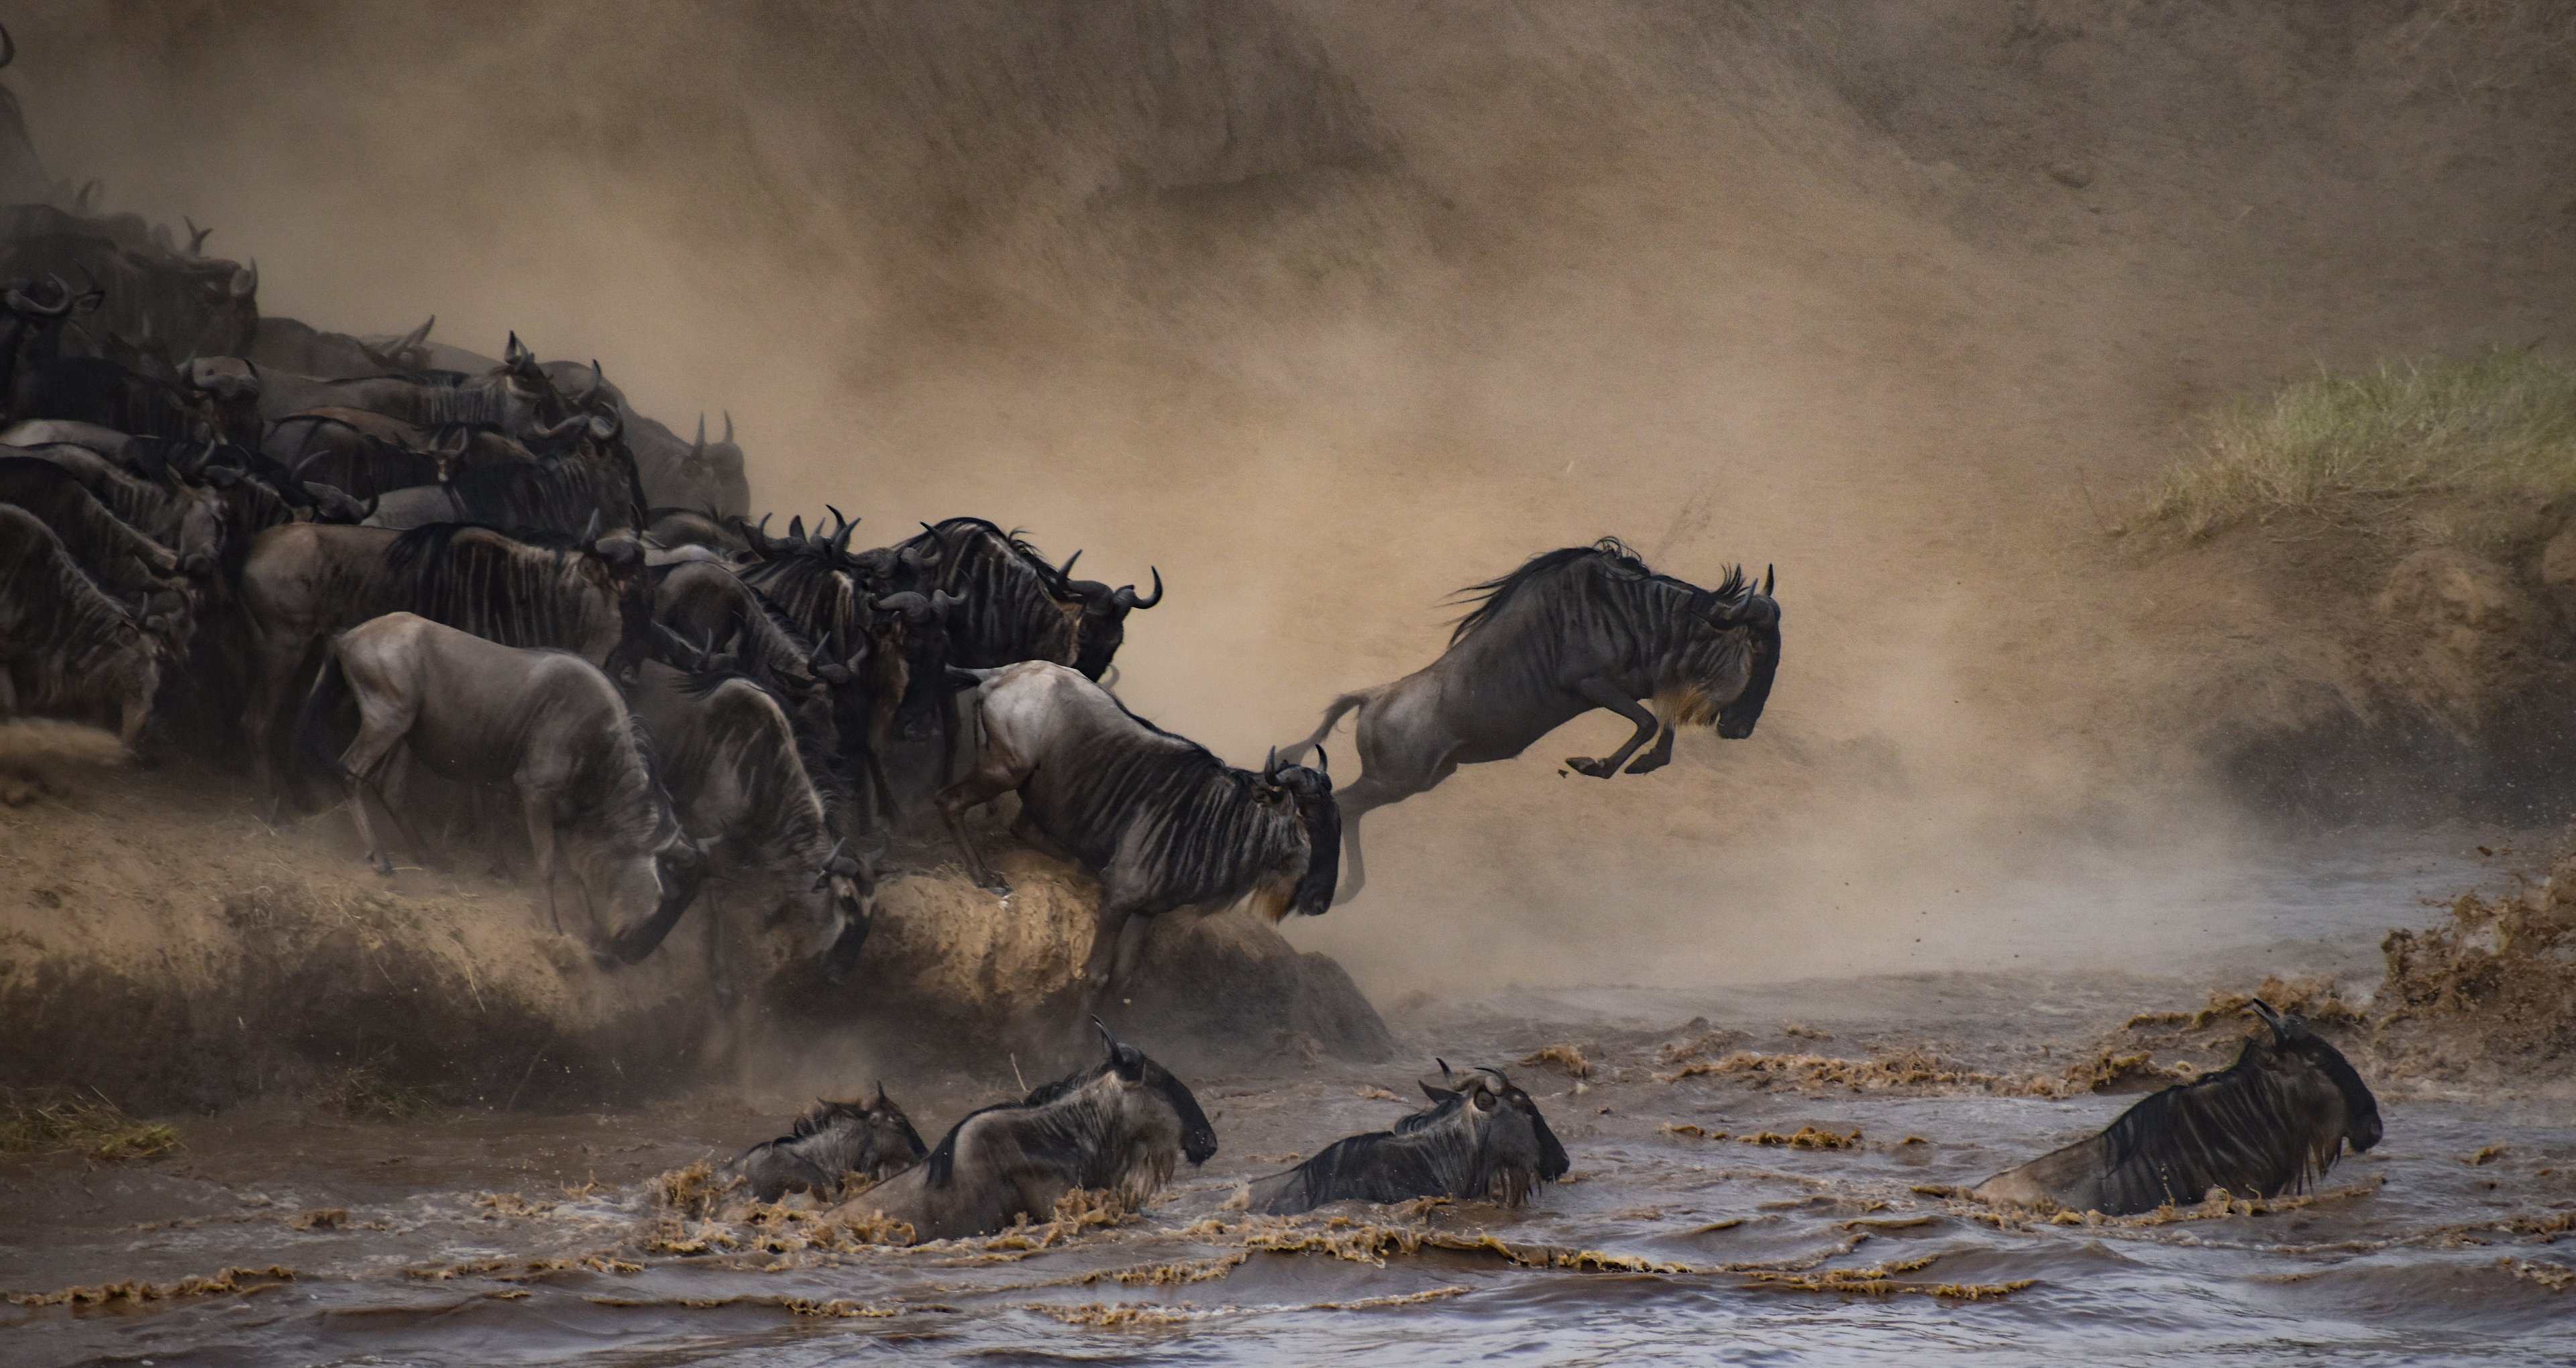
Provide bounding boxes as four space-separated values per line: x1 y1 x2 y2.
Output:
828 1020 1216 1243
724 1088 927 1203
1278 537 1780 900
1972 1000 2382 1216
1246 1061 1569 1215
939 661 1338 1008
294 613 704 947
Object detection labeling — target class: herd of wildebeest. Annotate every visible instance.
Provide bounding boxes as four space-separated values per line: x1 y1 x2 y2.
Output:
0 131 2383 1238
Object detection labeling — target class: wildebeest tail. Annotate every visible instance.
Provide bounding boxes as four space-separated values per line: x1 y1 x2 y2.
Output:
1281 690 1369 766
288 643 354 810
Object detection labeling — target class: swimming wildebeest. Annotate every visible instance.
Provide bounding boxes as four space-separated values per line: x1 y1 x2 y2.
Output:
828 1020 1217 1243
239 518 649 797
615 654 874 990
1246 1061 1570 1214
294 613 704 947
724 1088 927 1203
939 661 1338 1006
1972 1000 2383 1216
1279 537 1780 900
0 506 171 741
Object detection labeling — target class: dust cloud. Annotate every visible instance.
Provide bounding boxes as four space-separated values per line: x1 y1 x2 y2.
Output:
15 1 2574 995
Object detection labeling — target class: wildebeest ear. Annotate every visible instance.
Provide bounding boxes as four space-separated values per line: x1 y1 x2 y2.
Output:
1419 1082 1458 1104
871 1080 887 1108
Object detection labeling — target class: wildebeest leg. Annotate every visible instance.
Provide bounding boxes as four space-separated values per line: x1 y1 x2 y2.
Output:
522 790 568 934
1075 898 1144 1004
1324 770 1411 905
702 883 734 1009
1564 678 1662 779
936 753 1030 896
373 745 441 868
335 698 415 878
246 634 315 817
1625 719 1678 775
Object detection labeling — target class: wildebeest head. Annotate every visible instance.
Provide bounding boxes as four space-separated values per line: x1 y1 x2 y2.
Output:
1054 550 1163 680
583 518 653 679
1686 564 1780 740
1412 1061 1572 1202
814 836 878 983
2245 998 2381 1155
1091 1018 1219 1167
867 589 962 743
796 1085 928 1181
1260 746 1340 919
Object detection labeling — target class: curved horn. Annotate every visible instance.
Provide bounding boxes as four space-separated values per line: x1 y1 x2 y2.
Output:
398 315 433 352
75 179 99 213
182 217 212 256
527 412 586 441
1762 564 1774 596
1313 744 1328 776
1057 549 1081 582
929 588 963 617
879 590 931 623
229 258 258 301
1113 566 1164 611
581 510 603 547
1265 745 1282 778
721 410 733 444
692 413 706 453
5 279 72 320
1091 1016 1123 1060
587 410 619 441
787 514 806 543
0 24 15 71
2247 997 2288 1042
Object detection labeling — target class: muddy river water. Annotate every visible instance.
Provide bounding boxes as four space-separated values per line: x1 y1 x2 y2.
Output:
7 832 2575 1366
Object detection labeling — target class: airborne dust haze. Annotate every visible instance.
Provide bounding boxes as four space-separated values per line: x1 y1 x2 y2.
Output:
15 1 2572 995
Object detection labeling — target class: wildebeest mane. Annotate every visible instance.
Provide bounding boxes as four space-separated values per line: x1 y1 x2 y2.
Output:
1447 537 1745 646
1061 722 1309 909
383 522 611 655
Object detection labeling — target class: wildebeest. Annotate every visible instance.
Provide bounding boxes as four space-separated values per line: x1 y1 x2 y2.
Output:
892 517 1160 681
4 439 227 577
253 332 576 435
294 613 704 943
1247 1062 1570 1214
1972 1001 2383 1216
828 1020 1217 1243
724 1088 927 1203
0 506 168 741
0 456 182 595
238 519 650 796
938 661 1338 1005
649 562 849 781
248 313 435 380
1279 538 1780 900
0 202 260 364
614 656 875 988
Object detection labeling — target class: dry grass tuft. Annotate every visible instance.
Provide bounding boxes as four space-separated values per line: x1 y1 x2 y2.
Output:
0 1089 179 1161
2122 348 2576 545
1518 1043 1593 1077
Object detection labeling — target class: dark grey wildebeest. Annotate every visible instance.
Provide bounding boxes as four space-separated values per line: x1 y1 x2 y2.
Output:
1247 1061 1569 1215
724 1088 927 1203
890 517 1161 682
828 1021 1217 1243
1973 1001 2382 1216
238 519 649 798
294 613 704 946
0 506 170 741
4 441 226 578
939 661 1338 1007
1279 538 1780 900
0 456 182 596
614 657 874 990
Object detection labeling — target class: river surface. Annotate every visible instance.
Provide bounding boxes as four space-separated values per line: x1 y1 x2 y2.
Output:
7 831 2575 1366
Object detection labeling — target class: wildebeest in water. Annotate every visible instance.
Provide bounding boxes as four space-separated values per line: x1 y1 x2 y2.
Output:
293 613 704 949
724 1087 927 1204
1248 1061 1570 1215
1279 537 1780 900
1972 1000 2382 1216
828 1020 1217 1243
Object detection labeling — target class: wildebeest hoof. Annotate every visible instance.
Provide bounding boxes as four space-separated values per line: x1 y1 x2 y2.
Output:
1565 756 1615 778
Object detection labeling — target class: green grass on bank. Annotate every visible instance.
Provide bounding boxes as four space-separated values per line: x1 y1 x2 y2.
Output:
2123 348 2576 545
